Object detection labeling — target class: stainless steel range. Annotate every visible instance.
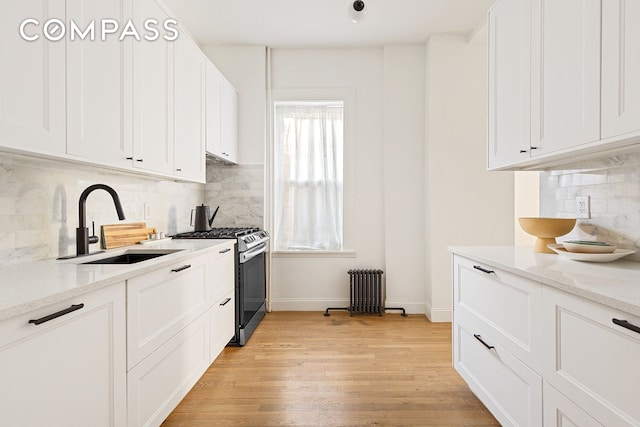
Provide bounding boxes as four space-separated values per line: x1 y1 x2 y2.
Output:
173 227 269 346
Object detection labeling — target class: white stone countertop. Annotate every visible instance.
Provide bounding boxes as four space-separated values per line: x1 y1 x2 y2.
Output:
0 239 236 321
448 246 640 317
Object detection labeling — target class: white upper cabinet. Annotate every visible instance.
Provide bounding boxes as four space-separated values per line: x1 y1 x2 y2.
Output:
205 61 223 157
173 34 205 182
221 78 239 164
0 1 66 155
530 0 601 156
601 0 640 140
66 0 133 168
132 0 174 175
205 59 238 164
487 0 531 169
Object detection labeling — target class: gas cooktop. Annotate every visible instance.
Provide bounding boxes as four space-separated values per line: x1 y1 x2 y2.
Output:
172 227 269 252
173 227 261 239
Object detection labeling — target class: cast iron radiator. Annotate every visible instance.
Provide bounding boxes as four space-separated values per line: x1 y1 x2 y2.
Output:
324 269 407 317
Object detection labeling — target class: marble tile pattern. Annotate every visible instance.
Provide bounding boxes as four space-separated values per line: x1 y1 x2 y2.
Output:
0 153 203 266
540 150 640 262
204 163 264 228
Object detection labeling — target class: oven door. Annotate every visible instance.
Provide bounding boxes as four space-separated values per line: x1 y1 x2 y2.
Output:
237 243 267 328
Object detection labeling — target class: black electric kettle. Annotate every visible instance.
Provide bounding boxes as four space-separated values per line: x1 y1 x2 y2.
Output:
190 204 219 232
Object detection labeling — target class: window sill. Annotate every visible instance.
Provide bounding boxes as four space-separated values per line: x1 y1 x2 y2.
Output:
272 250 356 258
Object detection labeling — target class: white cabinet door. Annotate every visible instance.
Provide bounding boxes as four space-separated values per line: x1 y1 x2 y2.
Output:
127 254 210 369
530 0 601 156
66 0 133 168
0 1 66 155
543 381 603 427
0 283 126 427
221 78 239 164
174 35 205 182
542 287 640 426
602 0 640 140
128 312 210 427
453 312 542 427
132 0 174 175
487 0 531 170
209 290 235 364
453 256 542 371
205 60 224 158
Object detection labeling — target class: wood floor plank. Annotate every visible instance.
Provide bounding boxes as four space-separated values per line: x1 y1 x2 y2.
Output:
162 312 498 426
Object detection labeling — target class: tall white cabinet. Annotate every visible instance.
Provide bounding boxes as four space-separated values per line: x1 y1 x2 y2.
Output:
530 0 601 156
173 35 206 181
66 0 134 168
0 0 66 155
132 0 174 175
205 59 239 164
487 0 531 169
601 0 640 140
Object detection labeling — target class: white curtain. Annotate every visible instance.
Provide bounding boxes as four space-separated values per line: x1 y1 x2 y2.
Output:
274 102 344 251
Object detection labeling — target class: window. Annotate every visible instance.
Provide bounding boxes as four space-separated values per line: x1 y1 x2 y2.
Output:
273 101 344 251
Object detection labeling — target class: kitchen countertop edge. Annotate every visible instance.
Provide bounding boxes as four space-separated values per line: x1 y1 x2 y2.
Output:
0 239 236 322
449 245 640 317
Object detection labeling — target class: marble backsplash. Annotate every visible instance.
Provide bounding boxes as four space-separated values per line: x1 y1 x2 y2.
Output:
204 162 264 228
0 153 203 266
540 150 640 262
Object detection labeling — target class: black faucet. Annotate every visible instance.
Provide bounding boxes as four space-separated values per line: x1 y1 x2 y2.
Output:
76 184 126 256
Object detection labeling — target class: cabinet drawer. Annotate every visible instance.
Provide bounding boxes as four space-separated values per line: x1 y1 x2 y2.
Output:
127 253 210 369
542 287 640 426
544 381 603 427
454 312 542 427
0 283 126 427
127 312 209 427
453 255 542 371
208 243 235 305
209 289 235 364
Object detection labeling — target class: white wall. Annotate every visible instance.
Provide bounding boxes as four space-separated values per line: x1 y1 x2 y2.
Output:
515 171 539 245
201 45 266 166
424 35 514 321
269 48 387 311
383 45 427 313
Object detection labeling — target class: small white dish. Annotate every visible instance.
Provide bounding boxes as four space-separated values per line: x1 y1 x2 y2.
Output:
547 244 634 262
562 241 616 254
139 237 172 245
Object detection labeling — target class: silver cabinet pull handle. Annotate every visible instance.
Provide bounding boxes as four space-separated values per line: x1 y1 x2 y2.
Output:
220 298 232 306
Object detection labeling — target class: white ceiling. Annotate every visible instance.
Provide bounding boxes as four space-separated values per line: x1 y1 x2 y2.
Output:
162 0 495 48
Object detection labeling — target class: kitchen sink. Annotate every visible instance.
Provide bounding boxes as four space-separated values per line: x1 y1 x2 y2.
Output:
82 249 182 265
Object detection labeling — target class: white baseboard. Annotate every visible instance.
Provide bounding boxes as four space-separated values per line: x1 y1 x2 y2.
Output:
269 298 426 314
424 302 452 322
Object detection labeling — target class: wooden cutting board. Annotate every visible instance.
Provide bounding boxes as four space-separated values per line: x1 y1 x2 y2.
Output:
101 222 157 249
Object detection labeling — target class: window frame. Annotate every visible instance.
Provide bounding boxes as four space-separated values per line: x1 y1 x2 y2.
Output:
268 88 356 257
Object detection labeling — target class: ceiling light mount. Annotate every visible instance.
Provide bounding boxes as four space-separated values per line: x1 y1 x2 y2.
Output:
349 0 367 23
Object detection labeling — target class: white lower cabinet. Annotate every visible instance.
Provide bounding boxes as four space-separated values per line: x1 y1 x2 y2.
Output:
543 381 603 427
210 289 235 364
127 244 236 426
453 254 640 427
127 253 210 369
542 287 640 426
127 313 210 427
453 312 542 427
0 283 126 426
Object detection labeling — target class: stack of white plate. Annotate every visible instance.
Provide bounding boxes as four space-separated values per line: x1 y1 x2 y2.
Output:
547 240 634 262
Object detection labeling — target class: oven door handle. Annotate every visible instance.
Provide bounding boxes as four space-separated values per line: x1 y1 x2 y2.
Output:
240 244 267 263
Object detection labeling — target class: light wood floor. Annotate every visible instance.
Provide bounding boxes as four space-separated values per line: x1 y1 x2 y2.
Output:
163 312 499 426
